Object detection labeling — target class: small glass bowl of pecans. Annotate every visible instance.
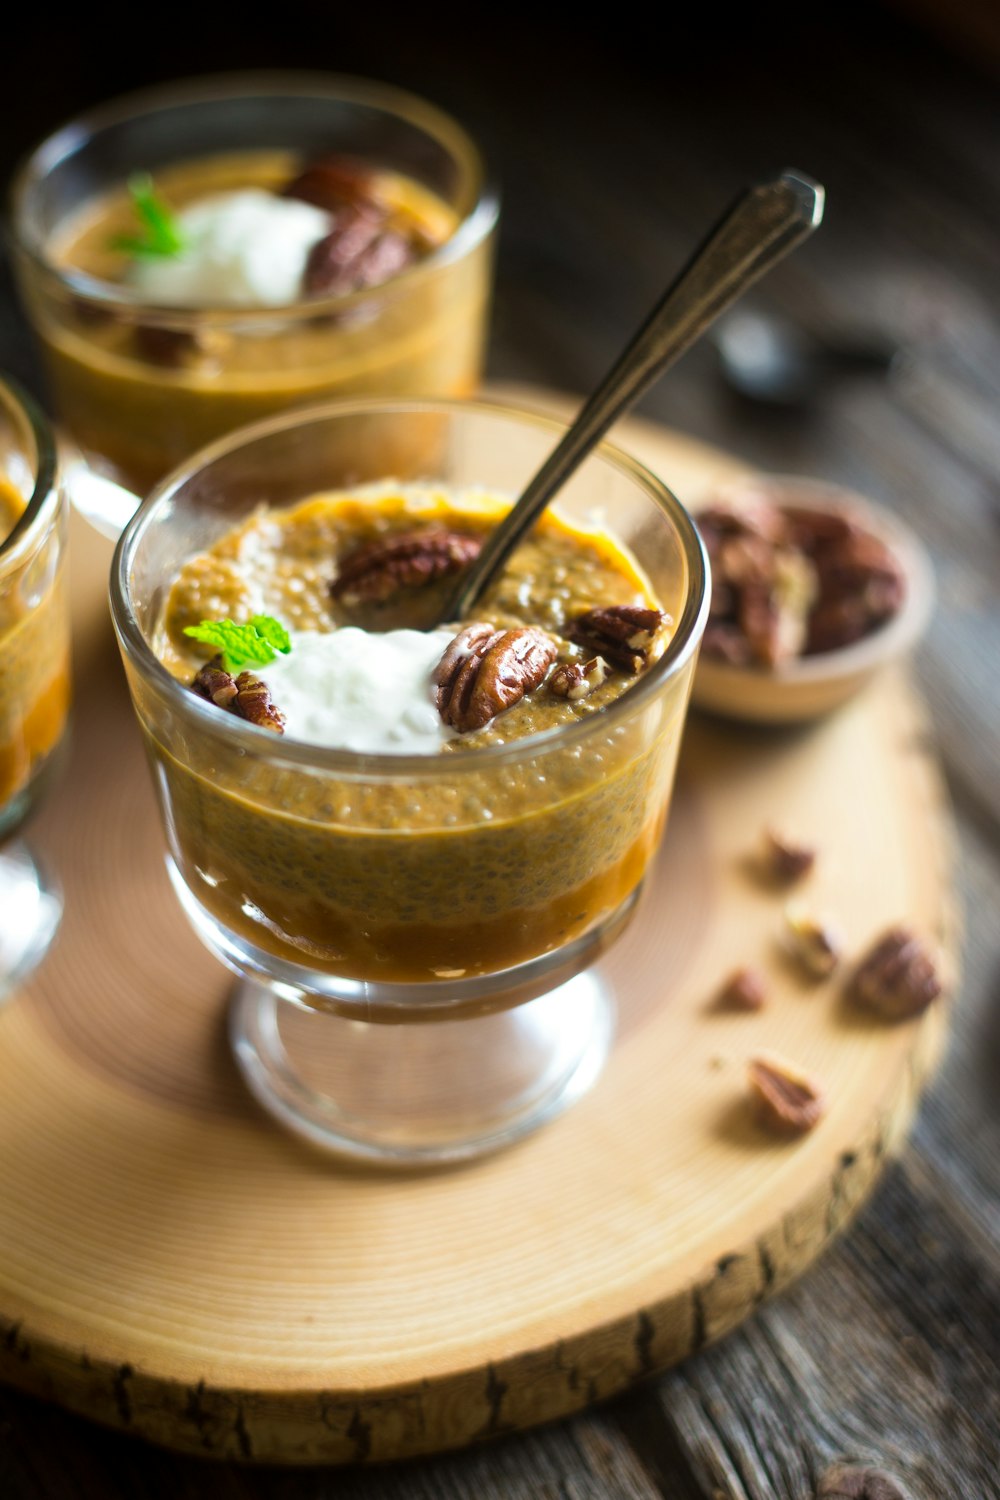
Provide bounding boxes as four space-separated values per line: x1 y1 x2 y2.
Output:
691 475 934 722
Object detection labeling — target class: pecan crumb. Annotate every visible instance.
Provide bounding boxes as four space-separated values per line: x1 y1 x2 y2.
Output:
765 827 816 882
852 926 942 1020
748 1050 826 1133
817 1462 915 1500
434 623 557 733
785 905 842 978
549 656 608 700
191 655 238 708
331 529 483 606
719 966 767 1011
233 672 285 734
569 604 669 673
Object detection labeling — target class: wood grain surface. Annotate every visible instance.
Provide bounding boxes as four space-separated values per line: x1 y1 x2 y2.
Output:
1 8 998 1498
0 412 955 1462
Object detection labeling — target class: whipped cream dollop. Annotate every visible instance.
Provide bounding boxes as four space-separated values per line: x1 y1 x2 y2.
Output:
260 627 458 754
129 189 330 308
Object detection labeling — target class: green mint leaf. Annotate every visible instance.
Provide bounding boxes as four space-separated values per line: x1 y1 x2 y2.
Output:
250 615 292 655
183 617 292 674
111 172 187 260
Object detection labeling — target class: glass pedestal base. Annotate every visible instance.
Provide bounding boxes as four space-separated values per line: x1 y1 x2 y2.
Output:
229 971 615 1166
0 841 62 1006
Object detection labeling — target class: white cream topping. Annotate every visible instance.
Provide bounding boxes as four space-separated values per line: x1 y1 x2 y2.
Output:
129 189 331 308
260 628 459 754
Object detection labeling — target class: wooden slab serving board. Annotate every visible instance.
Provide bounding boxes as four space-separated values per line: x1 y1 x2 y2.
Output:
0 396 957 1463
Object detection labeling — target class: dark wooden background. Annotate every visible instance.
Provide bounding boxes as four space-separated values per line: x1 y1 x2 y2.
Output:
2 7 998 1497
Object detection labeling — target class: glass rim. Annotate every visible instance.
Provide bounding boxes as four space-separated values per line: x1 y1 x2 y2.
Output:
7 69 500 325
111 395 710 778
0 374 60 567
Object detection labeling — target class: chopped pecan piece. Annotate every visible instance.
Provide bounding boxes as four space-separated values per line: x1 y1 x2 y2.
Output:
569 604 668 673
303 208 416 297
191 655 238 708
331 529 483 606
434 623 558 733
233 672 285 734
191 658 284 732
748 1050 826 1133
785 906 842 977
548 656 608 700
851 926 942 1020
718 966 768 1011
765 828 816 882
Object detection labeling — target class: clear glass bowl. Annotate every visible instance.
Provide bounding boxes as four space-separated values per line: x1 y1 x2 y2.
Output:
0 376 69 1001
9 72 498 500
110 399 709 1163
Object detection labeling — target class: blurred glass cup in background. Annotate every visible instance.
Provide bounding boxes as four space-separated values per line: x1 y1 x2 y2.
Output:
9 72 498 524
0 376 69 1002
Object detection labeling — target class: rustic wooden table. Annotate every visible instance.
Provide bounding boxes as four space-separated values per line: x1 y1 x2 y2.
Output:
1 10 997 1498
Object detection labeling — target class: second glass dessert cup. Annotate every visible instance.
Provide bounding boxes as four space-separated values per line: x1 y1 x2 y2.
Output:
10 72 498 518
110 400 709 1164
0 377 69 1002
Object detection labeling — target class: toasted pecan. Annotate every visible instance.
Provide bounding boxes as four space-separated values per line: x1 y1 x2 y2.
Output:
233 672 285 734
331 529 483 606
748 1050 826 1133
851 926 942 1020
191 655 238 708
434 623 558 733
569 604 668 673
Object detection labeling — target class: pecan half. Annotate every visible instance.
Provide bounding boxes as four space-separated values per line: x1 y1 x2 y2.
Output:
748 1050 826 1133
331 529 483 606
851 926 942 1020
233 672 285 734
719 966 768 1011
303 208 415 297
548 656 608 700
434 623 558 733
569 604 668 673
817 1462 915 1500
191 655 238 708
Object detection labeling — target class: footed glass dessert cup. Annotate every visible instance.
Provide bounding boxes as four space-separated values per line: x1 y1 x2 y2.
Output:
0 377 69 1003
10 72 497 519
110 399 709 1164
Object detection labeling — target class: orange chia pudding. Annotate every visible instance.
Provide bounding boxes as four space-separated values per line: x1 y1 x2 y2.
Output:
21 148 490 495
138 483 691 985
0 475 70 823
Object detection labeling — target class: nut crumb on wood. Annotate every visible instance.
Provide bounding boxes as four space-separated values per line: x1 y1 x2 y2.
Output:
764 826 816 882
748 1049 826 1133
785 904 842 978
718 966 768 1011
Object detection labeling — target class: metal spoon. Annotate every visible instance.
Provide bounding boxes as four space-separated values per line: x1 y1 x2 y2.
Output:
439 169 825 624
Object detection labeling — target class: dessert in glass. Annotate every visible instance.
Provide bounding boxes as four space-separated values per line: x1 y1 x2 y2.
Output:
9 73 497 515
110 399 709 1163
0 376 69 1002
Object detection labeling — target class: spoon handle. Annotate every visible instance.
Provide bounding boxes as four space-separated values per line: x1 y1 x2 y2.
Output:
445 169 824 621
